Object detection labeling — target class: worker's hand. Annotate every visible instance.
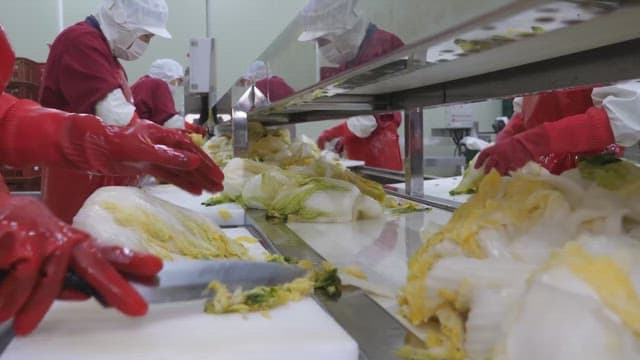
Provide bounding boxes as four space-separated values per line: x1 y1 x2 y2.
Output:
92 120 223 194
476 107 615 175
317 132 332 150
0 193 163 335
185 121 208 136
0 96 224 195
474 132 546 175
495 112 526 143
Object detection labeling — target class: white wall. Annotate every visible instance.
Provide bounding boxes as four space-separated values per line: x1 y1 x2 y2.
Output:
209 0 307 101
1 0 206 111
0 0 304 111
0 1 59 62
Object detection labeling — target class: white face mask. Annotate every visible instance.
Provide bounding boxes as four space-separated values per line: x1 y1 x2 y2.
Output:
114 38 148 61
319 42 358 65
318 17 368 65
169 84 179 96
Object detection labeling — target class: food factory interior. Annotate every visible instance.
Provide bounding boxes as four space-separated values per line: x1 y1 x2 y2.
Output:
1 1 640 359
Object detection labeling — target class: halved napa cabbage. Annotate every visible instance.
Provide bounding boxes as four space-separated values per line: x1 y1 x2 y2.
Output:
221 158 278 200
73 186 248 260
399 160 640 360
268 177 381 222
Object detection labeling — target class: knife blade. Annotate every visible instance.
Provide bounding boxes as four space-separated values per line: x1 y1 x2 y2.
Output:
131 259 307 304
0 260 307 305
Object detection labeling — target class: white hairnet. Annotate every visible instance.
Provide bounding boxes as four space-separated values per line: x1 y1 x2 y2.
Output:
513 96 523 113
298 0 360 41
149 58 184 82
243 61 268 81
347 115 377 138
97 0 171 39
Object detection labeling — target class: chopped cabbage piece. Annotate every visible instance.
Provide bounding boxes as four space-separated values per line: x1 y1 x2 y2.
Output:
204 260 341 313
205 277 314 314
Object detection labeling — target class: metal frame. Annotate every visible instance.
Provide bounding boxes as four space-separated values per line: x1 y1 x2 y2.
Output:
231 109 249 157
224 1 640 188
240 36 640 124
354 167 409 184
225 2 640 123
384 188 461 212
388 37 640 109
403 108 424 196
246 210 411 360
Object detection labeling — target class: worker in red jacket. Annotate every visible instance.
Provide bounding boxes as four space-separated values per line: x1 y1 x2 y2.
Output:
241 60 295 103
39 0 174 222
0 25 224 336
298 0 404 170
131 58 207 135
475 83 640 175
132 58 185 128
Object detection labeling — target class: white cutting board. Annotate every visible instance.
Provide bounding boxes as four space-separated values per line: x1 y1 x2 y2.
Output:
390 177 471 205
143 185 246 226
2 299 357 360
339 159 365 168
1 228 358 360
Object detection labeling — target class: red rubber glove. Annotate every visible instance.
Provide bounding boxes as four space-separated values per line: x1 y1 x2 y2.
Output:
185 121 208 136
317 132 331 150
0 95 224 194
0 192 163 335
495 112 526 143
0 26 12 93
317 122 348 150
476 107 614 175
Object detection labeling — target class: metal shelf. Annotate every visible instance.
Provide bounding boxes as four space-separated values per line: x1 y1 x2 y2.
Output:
231 1 640 124
217 0 640 200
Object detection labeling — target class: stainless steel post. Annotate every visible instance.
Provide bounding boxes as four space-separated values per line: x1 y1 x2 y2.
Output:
404 107 424 196
232 110 249 158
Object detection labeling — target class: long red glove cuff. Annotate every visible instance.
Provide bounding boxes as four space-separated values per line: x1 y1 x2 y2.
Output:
0 96 70 167
544 107 614 155
0 95 108 171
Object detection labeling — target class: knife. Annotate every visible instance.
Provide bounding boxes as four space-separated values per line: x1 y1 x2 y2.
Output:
132 259 307 304
0 260 307 305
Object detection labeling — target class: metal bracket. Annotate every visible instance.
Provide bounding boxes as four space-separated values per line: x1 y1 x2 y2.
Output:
403 108 424 196
231 110 249 158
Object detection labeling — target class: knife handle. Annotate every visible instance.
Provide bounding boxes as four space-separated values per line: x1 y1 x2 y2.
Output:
0 270 108 307
61 272 109 307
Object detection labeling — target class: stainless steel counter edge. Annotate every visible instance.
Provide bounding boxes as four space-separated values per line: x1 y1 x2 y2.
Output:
0 323 13 355
245 210 415 360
